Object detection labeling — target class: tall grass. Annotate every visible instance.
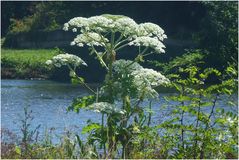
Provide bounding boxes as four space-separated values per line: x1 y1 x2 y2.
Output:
1 49 56 66
1 49 57 79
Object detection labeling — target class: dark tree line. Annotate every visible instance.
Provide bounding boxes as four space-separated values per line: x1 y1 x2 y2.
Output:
1 1 238 71
1 1 205 38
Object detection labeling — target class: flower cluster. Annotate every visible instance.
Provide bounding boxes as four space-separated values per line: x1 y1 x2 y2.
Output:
109 59 170 99
88 16 114 31
71 32 109 47
63 17 89 31
87 102 126 114
46 53 87 68
113 17 138 36
63 16 113 32
132 68 169 87
64 14 167 53
128 36 166 53
131 68 169 99
137 23 167 41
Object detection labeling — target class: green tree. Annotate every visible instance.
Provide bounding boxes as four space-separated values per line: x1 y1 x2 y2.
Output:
196 1 238 70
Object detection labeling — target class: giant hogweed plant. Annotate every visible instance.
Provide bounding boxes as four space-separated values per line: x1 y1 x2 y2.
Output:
46 14 169 158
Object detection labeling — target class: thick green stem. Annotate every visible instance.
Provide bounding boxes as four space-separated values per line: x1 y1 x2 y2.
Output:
105 32 117 158
121 95 131 158
106 115 116 158
107 53 114 103
91 46 108 70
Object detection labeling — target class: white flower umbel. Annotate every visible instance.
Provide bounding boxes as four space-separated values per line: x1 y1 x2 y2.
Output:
113 17 138 36
63 17 89 31
46 53 87 68
131 68 169 99
71 32 109 47
111 60 169 99
128 36 166 53
132 68 169 86
87 102 126 114
88 16 113 32
137 23 167 41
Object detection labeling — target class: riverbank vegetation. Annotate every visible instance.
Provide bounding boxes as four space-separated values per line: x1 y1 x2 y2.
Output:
1 49 56 79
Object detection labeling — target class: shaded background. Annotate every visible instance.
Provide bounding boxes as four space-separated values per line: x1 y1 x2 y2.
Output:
1 1 238 82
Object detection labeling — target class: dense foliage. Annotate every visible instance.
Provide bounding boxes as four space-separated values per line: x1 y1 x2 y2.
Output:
149 50 238 158
195 1 238 69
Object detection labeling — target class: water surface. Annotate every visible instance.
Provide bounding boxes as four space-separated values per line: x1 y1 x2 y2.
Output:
1 80 237 142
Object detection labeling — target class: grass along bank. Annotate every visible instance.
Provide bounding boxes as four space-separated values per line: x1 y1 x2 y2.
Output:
1 49 57 79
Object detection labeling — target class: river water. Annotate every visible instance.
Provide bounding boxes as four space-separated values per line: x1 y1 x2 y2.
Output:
1 79 237 142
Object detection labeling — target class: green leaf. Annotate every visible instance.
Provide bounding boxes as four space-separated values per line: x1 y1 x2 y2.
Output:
173 83 182 92
68 95 95 113
15 146 21 154
178 95 191 101
75 134 84 153
82 123 101 134
226 66 237 76
222 88 233 95
145 107 154 114
200 101 213 107
71 76 84 85
179 105 189 112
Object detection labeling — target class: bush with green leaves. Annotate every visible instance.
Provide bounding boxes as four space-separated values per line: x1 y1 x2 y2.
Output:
159 66 237 158
150 51 238 159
